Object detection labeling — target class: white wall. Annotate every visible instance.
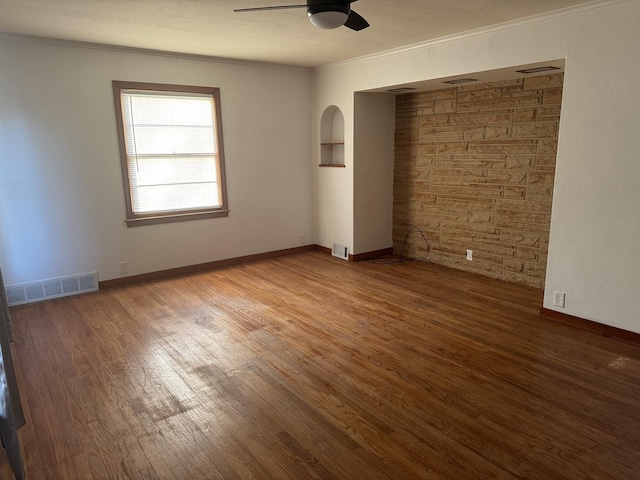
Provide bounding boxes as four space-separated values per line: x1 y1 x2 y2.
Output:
313 77 355 253
313 0 640 333
0 37 313 284
353 93 395 255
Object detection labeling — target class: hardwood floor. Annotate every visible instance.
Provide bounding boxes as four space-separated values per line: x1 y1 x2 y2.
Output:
1 251 639 479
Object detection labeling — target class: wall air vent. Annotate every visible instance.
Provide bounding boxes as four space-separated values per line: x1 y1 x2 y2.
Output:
5 272 98 306
332 243 349 260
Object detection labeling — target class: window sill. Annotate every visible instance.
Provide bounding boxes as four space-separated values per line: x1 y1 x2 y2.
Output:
125 209 230 227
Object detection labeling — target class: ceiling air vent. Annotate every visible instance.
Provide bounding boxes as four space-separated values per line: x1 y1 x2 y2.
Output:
516 66 561 74
443 78 478 85
388 87 416 93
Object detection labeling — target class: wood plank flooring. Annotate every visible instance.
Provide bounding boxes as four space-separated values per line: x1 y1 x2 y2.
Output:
1 251 639 479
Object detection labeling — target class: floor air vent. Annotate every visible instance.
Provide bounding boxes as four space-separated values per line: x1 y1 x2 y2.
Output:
5 272 99 306
332 243 349 260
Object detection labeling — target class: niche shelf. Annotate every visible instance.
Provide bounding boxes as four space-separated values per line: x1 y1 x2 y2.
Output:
320 105 345 167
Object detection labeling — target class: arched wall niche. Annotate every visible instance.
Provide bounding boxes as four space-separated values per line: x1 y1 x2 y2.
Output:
320 105 344 167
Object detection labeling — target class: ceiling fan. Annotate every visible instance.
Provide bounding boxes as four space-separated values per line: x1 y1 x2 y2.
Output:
234 0 370 31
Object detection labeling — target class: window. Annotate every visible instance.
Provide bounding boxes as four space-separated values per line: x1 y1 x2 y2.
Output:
112 81 228 226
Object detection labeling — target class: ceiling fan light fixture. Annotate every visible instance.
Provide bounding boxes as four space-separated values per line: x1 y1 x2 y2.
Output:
308 6 349 29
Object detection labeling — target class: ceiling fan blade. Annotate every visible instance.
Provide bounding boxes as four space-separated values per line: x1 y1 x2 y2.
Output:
234 5 307 13
343 9 369 31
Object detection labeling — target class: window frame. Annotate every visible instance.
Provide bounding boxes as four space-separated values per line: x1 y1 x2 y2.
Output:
112 81 229 227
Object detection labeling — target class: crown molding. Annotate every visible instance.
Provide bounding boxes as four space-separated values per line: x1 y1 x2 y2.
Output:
0 33 311 73
315 0 627 71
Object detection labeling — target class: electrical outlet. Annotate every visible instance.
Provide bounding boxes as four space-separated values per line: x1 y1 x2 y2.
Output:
299 234 305 245
466 249 473 261
119 261 128 275
553 291 565 308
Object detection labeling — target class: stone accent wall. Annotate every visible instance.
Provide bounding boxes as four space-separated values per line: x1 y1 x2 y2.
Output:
393 74 563 289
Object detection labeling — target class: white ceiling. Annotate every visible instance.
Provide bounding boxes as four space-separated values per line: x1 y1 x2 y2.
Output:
0 0 596 68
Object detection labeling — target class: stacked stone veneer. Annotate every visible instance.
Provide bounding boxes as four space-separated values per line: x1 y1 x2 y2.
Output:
393 74 563 289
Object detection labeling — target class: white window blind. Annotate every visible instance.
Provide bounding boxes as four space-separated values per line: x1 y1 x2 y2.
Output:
121 90 222 214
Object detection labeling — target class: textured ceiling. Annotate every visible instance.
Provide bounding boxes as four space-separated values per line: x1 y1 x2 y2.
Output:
0 0 597 67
